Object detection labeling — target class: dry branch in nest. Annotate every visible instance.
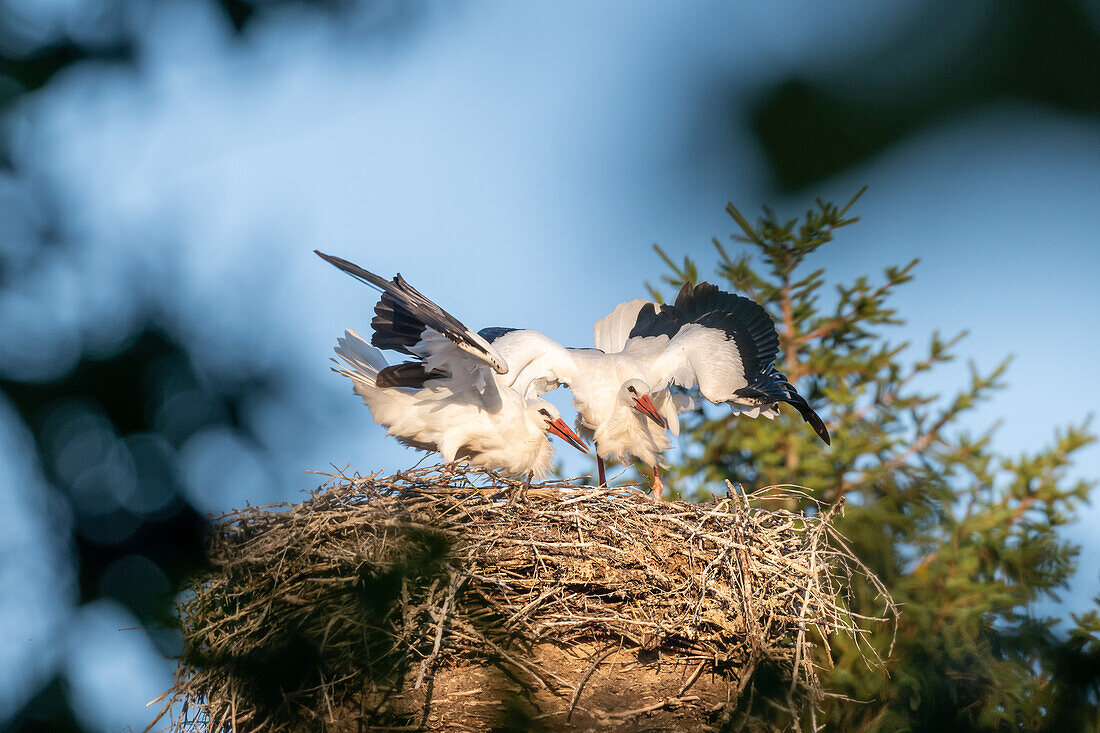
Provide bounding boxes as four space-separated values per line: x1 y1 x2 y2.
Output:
153 466 895 732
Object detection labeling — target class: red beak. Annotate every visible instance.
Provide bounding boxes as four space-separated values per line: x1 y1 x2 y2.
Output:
546 418 589 454
633 394 667 429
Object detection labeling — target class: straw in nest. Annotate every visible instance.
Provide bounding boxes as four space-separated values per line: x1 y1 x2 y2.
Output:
151 465 895 732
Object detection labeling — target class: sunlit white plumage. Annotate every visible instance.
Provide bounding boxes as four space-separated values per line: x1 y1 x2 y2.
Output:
593 282 831 445
484 329 682 492
311 264 678 482
331 329 578 479
318 252 589 478
316 251 708 496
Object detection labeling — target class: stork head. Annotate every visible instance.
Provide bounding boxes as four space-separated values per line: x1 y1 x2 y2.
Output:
530 400 588 453
620 379 667 429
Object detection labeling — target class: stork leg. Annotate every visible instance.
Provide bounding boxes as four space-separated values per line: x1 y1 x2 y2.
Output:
597 456 606 487
516 470 532 503
652 465 664 501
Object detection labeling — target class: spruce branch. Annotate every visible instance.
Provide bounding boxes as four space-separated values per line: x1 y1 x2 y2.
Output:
651 193 1098 728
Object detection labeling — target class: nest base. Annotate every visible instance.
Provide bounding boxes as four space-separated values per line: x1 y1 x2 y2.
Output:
401 646 731 731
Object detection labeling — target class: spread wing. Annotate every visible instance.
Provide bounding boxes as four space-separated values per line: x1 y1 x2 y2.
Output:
315 251 508 374
592 298 655 353
627 282 830 445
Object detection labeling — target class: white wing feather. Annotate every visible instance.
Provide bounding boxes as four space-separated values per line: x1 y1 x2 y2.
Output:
490 330 579 401
593 298 657 353
332 330 560 476
633 323 748 403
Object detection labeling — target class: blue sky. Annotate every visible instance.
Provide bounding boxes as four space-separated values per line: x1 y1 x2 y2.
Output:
2 1 1098 729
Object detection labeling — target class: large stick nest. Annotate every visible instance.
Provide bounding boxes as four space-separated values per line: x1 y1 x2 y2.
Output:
155 466 895 732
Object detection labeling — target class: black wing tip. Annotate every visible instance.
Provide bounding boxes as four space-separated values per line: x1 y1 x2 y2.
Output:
784 391 831 446
314 250 362 271
748 369 832 446
314 251 390 287
804 408 831 445
314 249 342 266
676 280 696 301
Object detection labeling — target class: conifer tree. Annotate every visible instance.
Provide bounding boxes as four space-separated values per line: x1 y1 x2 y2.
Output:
650 192 1100 730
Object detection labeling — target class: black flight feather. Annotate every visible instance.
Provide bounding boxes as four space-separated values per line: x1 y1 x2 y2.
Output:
372 291 429 354
735 367 831 445
376 362 447 389
478 326 519 343
632 282 828 445
629 281 780 380
315 251 497 366
785 391 831 445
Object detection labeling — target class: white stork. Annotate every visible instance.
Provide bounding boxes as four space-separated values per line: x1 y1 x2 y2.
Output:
316 251 675 495
331 330 585 478
592 281 831 454
317 252 588 479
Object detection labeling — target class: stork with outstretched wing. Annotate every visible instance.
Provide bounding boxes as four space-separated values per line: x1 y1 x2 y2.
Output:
594 281 831 448
317 252 588 478
317 252 676 494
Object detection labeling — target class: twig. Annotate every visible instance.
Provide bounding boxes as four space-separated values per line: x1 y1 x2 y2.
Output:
567 645 619 721
677 660 707 698
605 695 702 719
414 575 465 690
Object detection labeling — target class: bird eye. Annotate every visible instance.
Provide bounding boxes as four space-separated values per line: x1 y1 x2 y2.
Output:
627 386 636 394
539 408 550 417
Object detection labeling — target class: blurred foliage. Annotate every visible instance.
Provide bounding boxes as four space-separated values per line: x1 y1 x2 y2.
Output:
0 1 373 730
652 194 1100 729
3 325 295 732
748 0 1100 190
